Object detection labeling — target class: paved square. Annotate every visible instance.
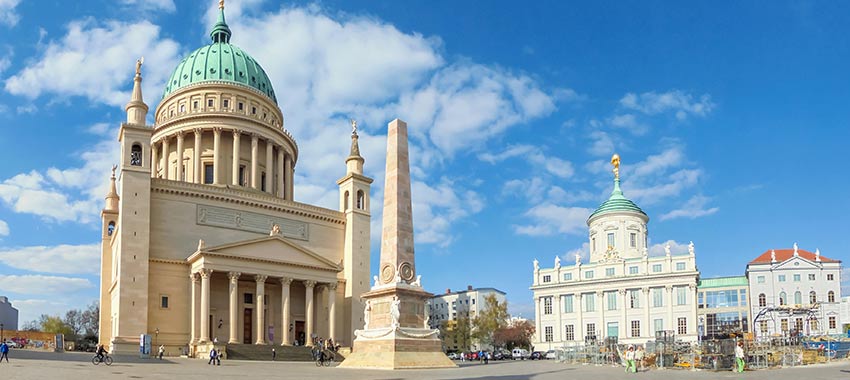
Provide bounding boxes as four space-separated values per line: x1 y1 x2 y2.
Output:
2 350 849 380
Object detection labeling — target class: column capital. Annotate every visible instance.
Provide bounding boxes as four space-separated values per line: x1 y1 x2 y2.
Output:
642 287 650 294
228 271 241 281
279 277 293 286
255 274 268 284
689 282 697 290
327 282 338 291
232 130 241 138
251 133 259 142
176 130 185 139
190 272 199 283
193 128 202 136
576 293 583 300
303 280 316 288
618 289 627 296
596 290 604 297
213 127 223 133
199 268 213 279
665 285 674 291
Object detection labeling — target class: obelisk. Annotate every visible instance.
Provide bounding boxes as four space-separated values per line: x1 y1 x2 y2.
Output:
339 119 455 369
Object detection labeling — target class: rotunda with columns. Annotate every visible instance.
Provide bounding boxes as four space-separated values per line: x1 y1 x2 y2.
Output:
99 1 373 358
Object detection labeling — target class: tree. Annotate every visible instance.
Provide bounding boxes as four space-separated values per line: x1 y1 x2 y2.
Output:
440 316 472 352
472 294 509 349
64 309 84 342
81 302 100 337
39 314 73 336
493 319 535 350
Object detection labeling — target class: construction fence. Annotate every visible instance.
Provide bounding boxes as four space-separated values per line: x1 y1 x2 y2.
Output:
552 335 850 371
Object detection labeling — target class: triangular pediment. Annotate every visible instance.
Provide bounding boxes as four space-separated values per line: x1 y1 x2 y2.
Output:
192 235 341 272
775 256 819 270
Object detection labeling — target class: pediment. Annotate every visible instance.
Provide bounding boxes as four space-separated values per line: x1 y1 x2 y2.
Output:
775 256 818 270
191 235 341 272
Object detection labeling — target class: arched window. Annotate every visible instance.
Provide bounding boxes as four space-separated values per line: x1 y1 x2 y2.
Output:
828 291 835 303
356 190 365 210
758 293 766 307
130 144 142 166
809 291 817 304
794 291 802 305
344 191 350 211
779 292 786 306
107 221 116 236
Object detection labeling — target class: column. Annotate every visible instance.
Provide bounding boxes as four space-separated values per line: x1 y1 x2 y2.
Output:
175 132 184 182
212 128 222 184
284 154 293 200
151 142 159 178
534 297 541 343
327 283 337 342
250 134 259 189
280 277 292 346
642 287 650 338
193 129 202 183
199 269 213 343
598 291 605 338
162 136 170 180
255 275 268 344
619 289 628 339
231 131 241 186
228 272 240 344
304 280 316 346
666 285 674 331
690 283 698 337
277 149 285 198
189 273 199 343
553 294 562 342
265 140 274 193
576 294 584 343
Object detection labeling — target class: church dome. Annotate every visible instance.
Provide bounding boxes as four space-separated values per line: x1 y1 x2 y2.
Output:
587 177 647 222
161 5 276 103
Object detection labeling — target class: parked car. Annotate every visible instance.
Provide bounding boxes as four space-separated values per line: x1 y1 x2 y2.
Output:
545 350 558 360
494 350 511 360
512 348 530 360
446 352 458 360
530 351 544 360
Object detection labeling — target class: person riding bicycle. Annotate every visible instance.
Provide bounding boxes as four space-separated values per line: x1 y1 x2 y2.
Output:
95 344 107 362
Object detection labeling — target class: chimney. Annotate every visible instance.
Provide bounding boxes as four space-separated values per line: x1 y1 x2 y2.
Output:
467 285 473 291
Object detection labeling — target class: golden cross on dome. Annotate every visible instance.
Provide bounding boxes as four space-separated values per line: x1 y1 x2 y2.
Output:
219 0 225 10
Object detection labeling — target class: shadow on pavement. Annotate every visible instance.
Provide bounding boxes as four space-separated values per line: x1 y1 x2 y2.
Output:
7 349 179 364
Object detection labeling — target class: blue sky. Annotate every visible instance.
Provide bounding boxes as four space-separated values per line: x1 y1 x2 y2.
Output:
0 0 847 323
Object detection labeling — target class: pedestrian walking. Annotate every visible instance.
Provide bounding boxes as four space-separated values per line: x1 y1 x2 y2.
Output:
158 344 164 360
208 348 217 365
0 341 9 363
624 345 636 373
272 347 276 361
635 345 645 372
734 341 745 373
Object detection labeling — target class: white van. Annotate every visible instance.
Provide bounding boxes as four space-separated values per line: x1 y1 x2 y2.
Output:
511 348 530 360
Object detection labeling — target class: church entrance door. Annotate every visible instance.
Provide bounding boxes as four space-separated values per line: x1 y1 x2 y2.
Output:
243 308 253 344
295 321 305 345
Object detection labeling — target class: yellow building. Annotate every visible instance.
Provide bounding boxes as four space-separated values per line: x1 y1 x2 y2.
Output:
99 3 372 357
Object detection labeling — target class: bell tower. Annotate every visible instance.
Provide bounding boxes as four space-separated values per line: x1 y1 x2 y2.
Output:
337 120 373 344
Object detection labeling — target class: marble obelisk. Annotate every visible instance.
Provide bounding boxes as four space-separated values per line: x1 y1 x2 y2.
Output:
339 119 455 369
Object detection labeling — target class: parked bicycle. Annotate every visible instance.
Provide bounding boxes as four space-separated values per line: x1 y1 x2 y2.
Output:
92 353 113 366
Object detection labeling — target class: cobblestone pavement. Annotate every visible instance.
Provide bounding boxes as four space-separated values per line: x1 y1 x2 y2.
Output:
2 349 849 380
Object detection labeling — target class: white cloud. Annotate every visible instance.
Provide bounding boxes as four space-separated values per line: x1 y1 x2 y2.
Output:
648 240 690 257
587 130 615 156
564 242 590 262
0 127 118 224
411 178 484 247
502 177 547 203
0 0 20 27
4 19 180 108
9 299 77 324
0 243 101 275
513 203 593 236
0 275 94 295
479 144 574 179
119 0 176 13
660 195 719 221
0 219 8 236
620 90 714 120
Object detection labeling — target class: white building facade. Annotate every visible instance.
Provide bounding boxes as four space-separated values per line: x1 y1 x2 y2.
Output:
530 156 699 348
747 245 843 338
427 286 507 327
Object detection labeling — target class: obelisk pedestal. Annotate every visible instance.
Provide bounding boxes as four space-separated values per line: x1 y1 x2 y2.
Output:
339 119 455 369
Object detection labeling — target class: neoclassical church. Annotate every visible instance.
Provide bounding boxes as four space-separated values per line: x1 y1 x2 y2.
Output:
531 155 700 347
99 2 372 356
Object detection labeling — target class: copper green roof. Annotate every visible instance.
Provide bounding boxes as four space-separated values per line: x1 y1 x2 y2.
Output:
588 178 647 221
162 6 276 103
698 276 748 289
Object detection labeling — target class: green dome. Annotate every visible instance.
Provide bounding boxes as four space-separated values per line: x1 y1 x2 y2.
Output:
588 178 647 221
161 6 276 103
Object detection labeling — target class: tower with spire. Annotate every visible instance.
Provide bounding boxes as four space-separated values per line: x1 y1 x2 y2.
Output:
337 119 373 343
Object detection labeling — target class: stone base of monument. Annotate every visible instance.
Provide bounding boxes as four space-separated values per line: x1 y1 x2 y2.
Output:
338 282 456 369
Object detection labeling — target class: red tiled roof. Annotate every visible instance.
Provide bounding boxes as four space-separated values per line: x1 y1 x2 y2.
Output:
749 248 840 264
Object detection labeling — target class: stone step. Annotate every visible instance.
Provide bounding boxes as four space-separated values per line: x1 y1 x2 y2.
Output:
224 344 342 362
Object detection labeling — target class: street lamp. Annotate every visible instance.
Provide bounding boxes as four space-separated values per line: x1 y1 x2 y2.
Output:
154 328 160 350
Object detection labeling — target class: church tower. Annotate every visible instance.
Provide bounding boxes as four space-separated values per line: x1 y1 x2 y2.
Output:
337 121 373 344
103 60 154 353
98 167 119 347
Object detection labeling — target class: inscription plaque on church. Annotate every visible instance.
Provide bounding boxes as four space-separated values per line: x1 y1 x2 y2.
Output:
196 205 309 240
